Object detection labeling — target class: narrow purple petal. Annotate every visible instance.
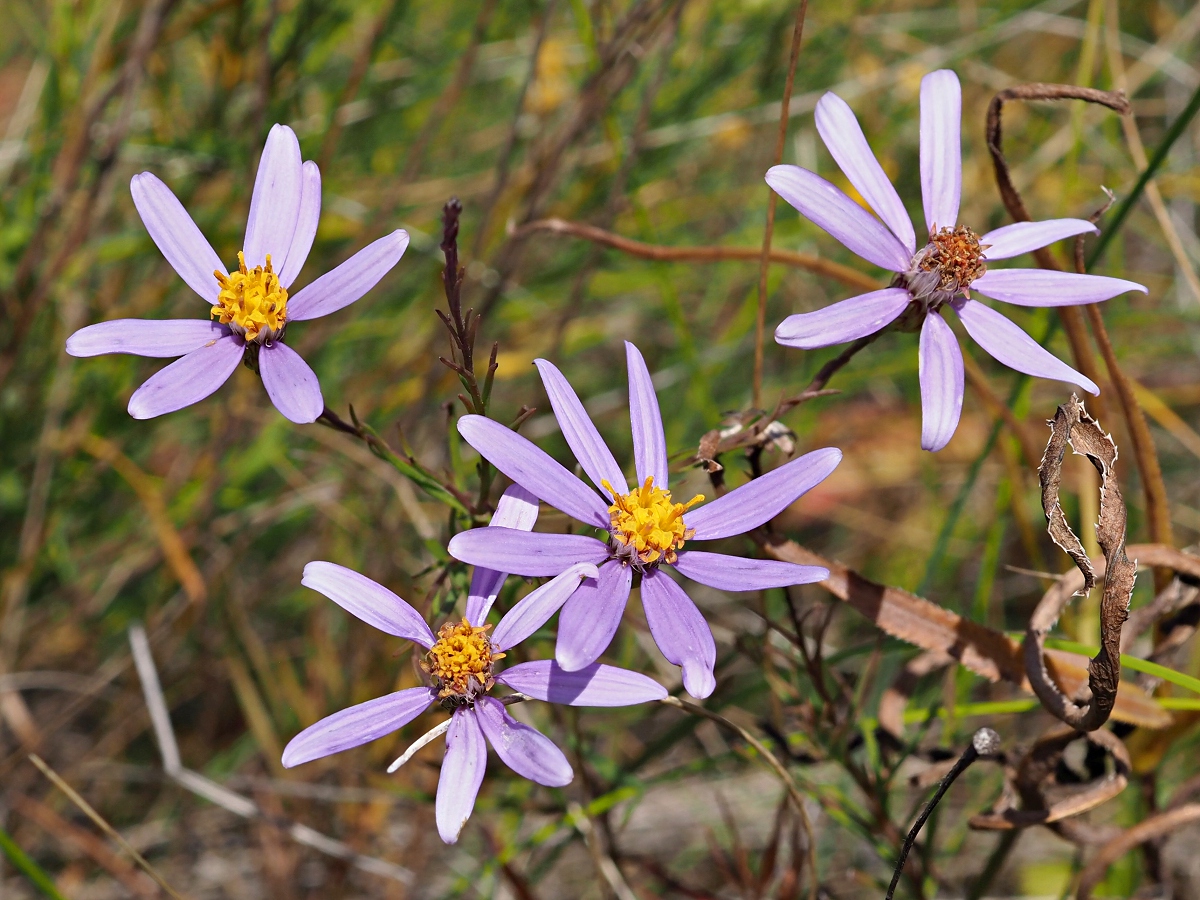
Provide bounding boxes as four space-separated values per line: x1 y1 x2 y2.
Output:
765 165 911 272
126 333 243 419
953 299 1099 394
243 124 303 269
474 697 572 787
980 219 1098 260
301 561 436 647
278 161 322 288
287 231 410 321
641 569 716 699
920 69 962 234
436 708 487 844
130 172 227 303
774 287 911 349
684 447 842 541
673 551 828 591
497 661 667 706
534 359 627 497
466 484 540 626
918 312 964 452
458 415 609 528
556 561 632 671
492 564 599 651
449 527 608 578
970 269 1147 307
281 687 435 767
625 341 669 489
259 342 323 424
66 319 228 358
815 92 916 254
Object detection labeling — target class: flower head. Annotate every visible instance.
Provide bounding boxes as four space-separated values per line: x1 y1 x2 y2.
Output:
447 341 839 699
281 550 666 845
766 69 1147 451
65 124 409 424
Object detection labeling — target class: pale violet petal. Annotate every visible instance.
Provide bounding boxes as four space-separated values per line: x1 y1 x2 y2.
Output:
492 564 598 652
815 91 916 253
66 319 228 358
278 161 322 288
127 333 243 419
625 341 669 489
980 219 1098 261
918 312 964 452
465 484 540 626
555 561 632 671
970 269 1147 306
259 342 323 424
497 661 667 706
952 299 1099 394
474 697 572 787
641 569 716 699
243 124 303 269
435 708 487 844
130 172 226 303
287 231 410 321
301 560 435 647
281 687 435 767
535 359 627 497
774 287 911 349
448 527 608 578
673 551 828 590
920 69 962 234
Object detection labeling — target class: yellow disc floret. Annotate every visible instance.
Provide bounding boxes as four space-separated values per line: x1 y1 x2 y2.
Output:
423 618 503 702
602 477 704 568
211 252 288 343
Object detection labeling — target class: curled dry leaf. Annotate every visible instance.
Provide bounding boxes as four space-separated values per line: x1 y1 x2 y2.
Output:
1027 395 1135 732
969 725 1130 833
761 536 1170 729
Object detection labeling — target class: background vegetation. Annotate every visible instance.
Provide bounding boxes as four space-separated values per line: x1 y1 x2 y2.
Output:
1 0 1199 896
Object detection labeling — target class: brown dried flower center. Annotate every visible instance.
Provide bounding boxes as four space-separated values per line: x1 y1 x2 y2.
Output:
918 226 988 294
422 618 502 701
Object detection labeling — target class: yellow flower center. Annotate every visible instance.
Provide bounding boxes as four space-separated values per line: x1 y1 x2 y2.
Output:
211 252 288 343
918 225 988 296
601 477 704 567
422 618 503 702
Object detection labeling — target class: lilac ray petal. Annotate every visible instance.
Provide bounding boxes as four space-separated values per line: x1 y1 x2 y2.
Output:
920 69 962 234
765 165 911 272
492 563 599 651
278 161 321 288
259 342 323 424
436 708 488 844
556 561 632 671
466 484 540 626
641 569 716 699
774 287 911 349
66 319 228 358
625 341 669 489
673 551 828 590
497 661 667 706
815 92 916 253
684 447 842 541
970 269 1147 307
243 124 303 269
449 527 608 578
918 312 965 452
534 359 627 497
980 219 1098 260
474 697 573 787
281 687 436 768
953 299 1099 394
458 415 609 528
301 561 436 647
287 230 410 321
130 172 227 303
126 333 243 419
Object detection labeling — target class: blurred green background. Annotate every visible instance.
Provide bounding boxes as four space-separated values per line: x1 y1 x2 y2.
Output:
1 0 1199 896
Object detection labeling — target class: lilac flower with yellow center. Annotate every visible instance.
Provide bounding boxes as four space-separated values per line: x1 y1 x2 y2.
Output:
282 538 665 844
65 124 409 424
767 69 1146 451
447 341 840 699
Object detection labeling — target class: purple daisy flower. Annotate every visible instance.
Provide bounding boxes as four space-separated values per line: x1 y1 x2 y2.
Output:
447 341 839 699
281 545 665 845
766 69 1147 451
65 124 409 424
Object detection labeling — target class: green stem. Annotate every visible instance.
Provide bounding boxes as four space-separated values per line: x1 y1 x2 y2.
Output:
0 825 69 900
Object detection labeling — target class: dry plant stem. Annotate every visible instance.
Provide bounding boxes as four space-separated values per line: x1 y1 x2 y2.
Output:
660 696 819 900
1027 396 1134 731
514 217 882 292
28 753 190 900
754 0 809 410
1075 803 1200 899
885 729 1001 900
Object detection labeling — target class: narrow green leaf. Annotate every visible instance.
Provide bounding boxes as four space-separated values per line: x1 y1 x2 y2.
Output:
0 825 69 900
